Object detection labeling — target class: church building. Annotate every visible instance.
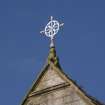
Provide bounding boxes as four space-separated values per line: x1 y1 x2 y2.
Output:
21 17 104 105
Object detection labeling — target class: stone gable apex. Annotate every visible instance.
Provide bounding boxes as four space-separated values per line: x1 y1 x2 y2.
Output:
21 47 104 105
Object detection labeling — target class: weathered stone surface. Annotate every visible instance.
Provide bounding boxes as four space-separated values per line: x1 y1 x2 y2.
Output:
34 66 65 92
24 65 90 105
21 47 103 105
26 86 88 105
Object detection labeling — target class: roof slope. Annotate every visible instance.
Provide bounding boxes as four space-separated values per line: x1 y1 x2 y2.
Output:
21 47 104 105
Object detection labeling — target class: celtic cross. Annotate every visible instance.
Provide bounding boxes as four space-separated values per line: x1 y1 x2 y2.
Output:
40 16 64 47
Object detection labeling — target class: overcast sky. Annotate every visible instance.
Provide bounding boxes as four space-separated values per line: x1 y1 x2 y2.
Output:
0 0 105 105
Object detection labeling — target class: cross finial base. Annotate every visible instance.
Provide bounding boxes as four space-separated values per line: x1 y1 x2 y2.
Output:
50 38 54 48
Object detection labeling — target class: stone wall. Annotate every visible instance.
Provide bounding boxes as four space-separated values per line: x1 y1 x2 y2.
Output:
24 66 90 105
26 86 88 105
34 67 65 92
